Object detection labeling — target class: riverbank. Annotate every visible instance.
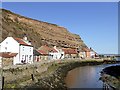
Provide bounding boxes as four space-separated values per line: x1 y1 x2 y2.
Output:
24 59 119 89
100 65 120 89
3 59 120 89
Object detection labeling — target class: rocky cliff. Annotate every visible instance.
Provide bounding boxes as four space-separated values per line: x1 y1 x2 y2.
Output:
1 9 87 48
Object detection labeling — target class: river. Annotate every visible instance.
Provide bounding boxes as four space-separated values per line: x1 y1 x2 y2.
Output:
65 63 120 88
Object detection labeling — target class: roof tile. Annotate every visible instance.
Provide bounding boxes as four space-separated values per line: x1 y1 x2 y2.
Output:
0 52 18 58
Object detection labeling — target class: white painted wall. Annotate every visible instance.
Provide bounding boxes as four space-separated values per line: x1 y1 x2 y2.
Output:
58 50 64 59
19 45 33 64
0 37 33 65
13 54 19 65
0 37 20 65
90 51 95 57
0 37 19 53
49 50 64 60
81 52 86 58
49 52 58 60
53 46 64 60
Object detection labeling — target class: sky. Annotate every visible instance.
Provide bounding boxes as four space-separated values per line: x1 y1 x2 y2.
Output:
1 2 118 54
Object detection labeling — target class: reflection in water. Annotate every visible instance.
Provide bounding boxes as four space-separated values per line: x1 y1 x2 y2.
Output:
65 64 120 88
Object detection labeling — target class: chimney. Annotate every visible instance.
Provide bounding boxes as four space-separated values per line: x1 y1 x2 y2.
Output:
23 34 27 41
22 34 31 45
54 46 56 49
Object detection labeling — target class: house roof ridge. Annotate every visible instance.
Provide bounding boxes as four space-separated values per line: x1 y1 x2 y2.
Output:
13 37 32 46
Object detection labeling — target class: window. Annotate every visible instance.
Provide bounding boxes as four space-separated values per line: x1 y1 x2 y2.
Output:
29 55 32 60
30 48 31 52
22 55 24 59
6 42 8 44
23 47 24 51
21 55 24 63
5 47 7 50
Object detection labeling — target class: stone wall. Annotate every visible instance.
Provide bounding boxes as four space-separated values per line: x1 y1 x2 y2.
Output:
3 61 52 86
3 58 13 67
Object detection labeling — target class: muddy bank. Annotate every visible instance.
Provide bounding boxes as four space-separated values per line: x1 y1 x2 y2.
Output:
100 65 120 89
24 60 119 89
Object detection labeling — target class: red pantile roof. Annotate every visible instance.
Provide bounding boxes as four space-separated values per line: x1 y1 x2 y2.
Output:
62 48 78 54
37 50 48 55
0 52 18 58
14 38 32 46
39 46 58 54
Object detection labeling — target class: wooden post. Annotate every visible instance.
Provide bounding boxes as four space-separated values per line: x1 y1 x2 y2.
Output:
2 77 4 90
31 74 34 81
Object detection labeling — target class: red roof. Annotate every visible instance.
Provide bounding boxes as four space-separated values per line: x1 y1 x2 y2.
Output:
39 46 58 54
62 48 78 54
37 50 48 55
0 52 18 58
14 38 32 46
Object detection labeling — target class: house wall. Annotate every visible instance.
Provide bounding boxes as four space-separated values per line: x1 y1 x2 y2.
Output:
40 56 48 61
34 56 40 62
48 55 53 60
71 54 77 58
13 54 19 65
19 45 33 64
86 51 90 58
64 54 71 58
0 37 20 65
79 52 86 58
34 55 48 62
49 52 59 60
58 51 64 59
53 47 64 59
0 37 19 53
90 51 95 58
49 52 64 60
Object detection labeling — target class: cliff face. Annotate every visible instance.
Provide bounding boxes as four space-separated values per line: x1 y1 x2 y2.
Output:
1 9 87 48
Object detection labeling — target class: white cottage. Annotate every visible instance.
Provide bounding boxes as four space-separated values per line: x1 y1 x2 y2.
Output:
90 48 97 58
38 45 64 60
52 46 64 60
0 36 33 65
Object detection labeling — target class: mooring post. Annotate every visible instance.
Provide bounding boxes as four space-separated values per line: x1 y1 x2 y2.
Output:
31 74 34 81
2 77 4 90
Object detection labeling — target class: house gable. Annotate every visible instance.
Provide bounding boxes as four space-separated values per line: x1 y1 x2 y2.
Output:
0 37 19 53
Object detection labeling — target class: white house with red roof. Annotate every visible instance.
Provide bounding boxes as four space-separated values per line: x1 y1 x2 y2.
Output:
52 46 64 60
38 45 64 60
33 49 49 62
62 48 78 58
0 36 33 65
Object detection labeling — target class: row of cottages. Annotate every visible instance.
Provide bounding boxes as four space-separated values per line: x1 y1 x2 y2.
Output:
0 36 33 65
79 47 97 58
34 45 64 62
0 36 97 65
61 47 97 59
62 48 78 58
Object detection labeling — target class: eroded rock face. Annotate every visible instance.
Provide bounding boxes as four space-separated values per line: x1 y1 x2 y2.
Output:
1 9 87 48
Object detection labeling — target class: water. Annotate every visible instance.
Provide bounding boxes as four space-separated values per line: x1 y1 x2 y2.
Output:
65 63 120 88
